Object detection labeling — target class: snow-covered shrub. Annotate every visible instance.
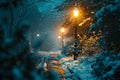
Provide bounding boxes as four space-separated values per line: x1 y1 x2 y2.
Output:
91 51 120 80
0 1 60 80
90 1 120 80
62 34 101 58
61 42 74 56
0 19 41 79
89 2 120 52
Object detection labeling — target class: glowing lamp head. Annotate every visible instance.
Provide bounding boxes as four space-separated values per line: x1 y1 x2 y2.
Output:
61 28 65 33
36 34 40 37
58 36 61 39
73 8 79 17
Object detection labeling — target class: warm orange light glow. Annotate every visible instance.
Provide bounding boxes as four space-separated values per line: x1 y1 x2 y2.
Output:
61 28 65 33
79 17 91 26
73 8 79 17
58 36 61 39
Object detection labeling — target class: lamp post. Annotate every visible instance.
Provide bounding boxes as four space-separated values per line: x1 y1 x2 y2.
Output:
73 8 79 41
61 28 65 49
73 8 79 60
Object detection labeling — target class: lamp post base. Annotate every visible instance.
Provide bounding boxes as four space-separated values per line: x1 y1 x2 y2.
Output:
74 53 78 60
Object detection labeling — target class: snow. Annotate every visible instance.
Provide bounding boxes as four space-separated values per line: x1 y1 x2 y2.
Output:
38 51 61 57
59 56 97 80
35 51 98 80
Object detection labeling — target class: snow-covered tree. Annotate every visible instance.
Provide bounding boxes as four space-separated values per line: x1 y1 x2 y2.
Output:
0 0 61 80
90 1 120 79
89 0 120 52
55 0 107 57
0 0 40 41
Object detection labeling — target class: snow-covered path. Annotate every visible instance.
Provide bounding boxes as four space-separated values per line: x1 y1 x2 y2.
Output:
59 56 97 80
37 51 61 57
35 51 96 80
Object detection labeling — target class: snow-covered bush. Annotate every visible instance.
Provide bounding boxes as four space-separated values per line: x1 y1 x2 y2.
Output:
0 0 60 80
62 33 101 58
89 2 120 52
90 1 120 80
0 23 41 79
91 51 120 80
61 42 74 56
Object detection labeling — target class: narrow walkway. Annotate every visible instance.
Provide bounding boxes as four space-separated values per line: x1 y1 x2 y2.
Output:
36 51 97 80
36 51 65 80
59 56 97 80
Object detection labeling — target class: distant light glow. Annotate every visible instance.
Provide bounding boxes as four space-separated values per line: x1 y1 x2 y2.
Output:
61 28 65 32
91 11 95 14
36 34 40 37
58 36 61 39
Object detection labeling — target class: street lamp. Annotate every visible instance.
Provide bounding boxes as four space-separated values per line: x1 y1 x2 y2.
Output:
73 8 79 60
73 8 79 39
61 28 65 48
61 28 65 33
73 8 79 18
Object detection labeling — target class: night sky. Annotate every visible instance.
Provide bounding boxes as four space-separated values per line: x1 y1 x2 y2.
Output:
31 0 65 51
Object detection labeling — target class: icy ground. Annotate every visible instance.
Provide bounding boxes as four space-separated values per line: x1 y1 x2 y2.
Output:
36 51 97 80
59 56 97 80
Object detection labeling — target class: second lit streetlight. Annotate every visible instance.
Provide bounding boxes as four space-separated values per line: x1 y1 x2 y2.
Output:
61 28 65 48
